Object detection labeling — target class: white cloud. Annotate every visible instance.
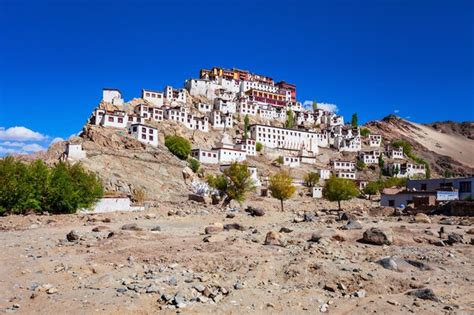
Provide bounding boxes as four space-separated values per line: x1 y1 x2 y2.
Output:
21 143 46 153
405 116 411 119
0 146 18 154
0 141 25 147
50 137 64 144
317 103 339 113
394 109 400 113
0 126 47 141
303 100 314 109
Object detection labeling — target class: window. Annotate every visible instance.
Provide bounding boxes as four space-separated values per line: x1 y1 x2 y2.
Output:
141 134 146 139
388 200 395 207
460 181 472 193
149 135 153 141
108 117 114 122
142 127 146 133
118 118 123 123
132 127 137 132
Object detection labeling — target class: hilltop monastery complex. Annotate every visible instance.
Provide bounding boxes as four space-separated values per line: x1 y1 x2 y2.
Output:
81 66 427 188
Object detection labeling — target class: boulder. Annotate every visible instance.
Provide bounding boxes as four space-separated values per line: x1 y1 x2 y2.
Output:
246 206 265 217
446 232 464 245
377 257 399 271
341 220 363 230
304 212 316 222
406 288 440 302
188 193 211 204
92 226 109 232
66 230 80 242
362 227 393 245
264 231 283 246
121 223 142 231
224 223 245 231
205 223 224 234
414 213 431 224
340 212 357 221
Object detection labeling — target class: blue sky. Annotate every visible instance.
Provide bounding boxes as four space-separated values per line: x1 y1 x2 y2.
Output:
0 0 473 154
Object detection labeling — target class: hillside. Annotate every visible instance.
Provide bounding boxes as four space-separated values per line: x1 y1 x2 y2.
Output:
365 116 474 177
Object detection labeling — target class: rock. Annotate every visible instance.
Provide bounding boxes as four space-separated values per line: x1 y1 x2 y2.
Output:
203 235 226 243
168 276 177 286
279 227 293 233
264 231 283 246
406 288 440 302
362 227 393 245
387 300 400 306
234 281 244 290
193 284 205 292
224 223 245 231
188 193 211 204
146 284 160 294
226 212 236 219
439 218 454 225
66 230 80 242
369 206 395 217
293 216 304 223
205 223 224 234
46 287 58 294
246 206 265 217
320 303 329 312
331 234 345 242
116 287 127 293
354 289 366 298
102 218 112 223
323 284 336 292
304 213 316 222
466 228 474 235
414 213 431 224
309 233 322 242
150 226 161 232
340 212 356 221
341 220 363 230
121 223 142 231
92 226 109 232
446 232 464 245
377 257 399 271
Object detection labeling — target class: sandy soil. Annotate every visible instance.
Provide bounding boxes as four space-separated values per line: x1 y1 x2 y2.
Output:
0 196 473 314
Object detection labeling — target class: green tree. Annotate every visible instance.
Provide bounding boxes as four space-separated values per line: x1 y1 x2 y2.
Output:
360 128 371 137
165 135 191 160
243 114 250 139
207 162 255 205
276 156 284 165
269 171 296 211
351 113 358 128
323 176 359 211
68 162 103 210
188 158 200 173
285 110 295 128
256 142 263 152
312 100 318 111
363 181 380 199
392 139 412 157
304 172 320 187
356 160 366 171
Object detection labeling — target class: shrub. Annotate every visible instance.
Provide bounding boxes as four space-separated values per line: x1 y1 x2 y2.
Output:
351 113 358 128
304 172 320 187
363 181 380 199
256 142 263 152
356 160 366 171
360 128 371 137
206 174 228 197
269 171 296 211
276 156 284 165
244 114 250 139
165 135 191 160
323 176 359 211
188 158 200 173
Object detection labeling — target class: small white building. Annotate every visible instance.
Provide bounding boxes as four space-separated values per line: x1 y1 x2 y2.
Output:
191 149 219 164
386 162 426 178
214 98 237 114
102 88 124 105
332 160 356 172
102 110 128 128
209 111 233 129
319 169 331 180
214 134 246 163
335 171 357 180
283 156 301 168
197 103 213 113
334 136 362 152
142 89 164 107
359 150 381 164
237 100 259 116
66 143 86 160
164 86 187 103
386 146 404 159
129 123 158 147
369 134 382 147
235 138 257 156
312 186 323 198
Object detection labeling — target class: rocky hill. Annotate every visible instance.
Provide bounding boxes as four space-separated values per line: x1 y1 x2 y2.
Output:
365 115 474 177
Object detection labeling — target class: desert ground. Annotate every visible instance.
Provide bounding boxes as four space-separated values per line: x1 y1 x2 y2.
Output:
0 196 473 314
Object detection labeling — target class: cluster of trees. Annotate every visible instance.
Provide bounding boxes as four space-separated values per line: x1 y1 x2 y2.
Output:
0 157 103 215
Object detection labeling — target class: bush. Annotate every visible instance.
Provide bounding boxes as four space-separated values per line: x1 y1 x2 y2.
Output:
256 142 263 152
304 172 320 187
356 160 366 171
188 158 200 173
165 135 191 160
276 156 284 165
363 181 380 198
0 157 103 214
360 128 371 137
